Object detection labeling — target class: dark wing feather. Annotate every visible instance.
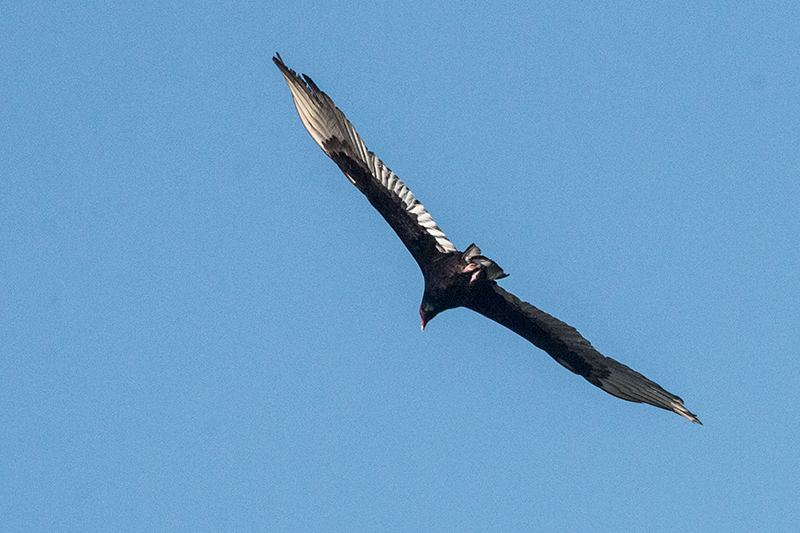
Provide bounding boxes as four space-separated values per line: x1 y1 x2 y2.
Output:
273 54 456 269
467 283 701 424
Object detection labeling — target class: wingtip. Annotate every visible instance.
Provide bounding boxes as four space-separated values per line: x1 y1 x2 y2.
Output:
688 411 703 425
675 404 702 425
682 412 703 425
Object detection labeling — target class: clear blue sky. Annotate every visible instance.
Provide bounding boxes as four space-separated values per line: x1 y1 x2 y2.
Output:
3 2 799 531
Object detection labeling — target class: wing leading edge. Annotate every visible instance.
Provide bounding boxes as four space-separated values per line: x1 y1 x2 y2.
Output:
273 54 456 269
467 283 701 424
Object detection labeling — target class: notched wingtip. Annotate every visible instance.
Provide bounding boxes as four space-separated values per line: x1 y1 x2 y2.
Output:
677 406 702 425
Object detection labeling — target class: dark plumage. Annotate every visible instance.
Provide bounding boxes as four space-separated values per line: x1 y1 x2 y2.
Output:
274 54 701 424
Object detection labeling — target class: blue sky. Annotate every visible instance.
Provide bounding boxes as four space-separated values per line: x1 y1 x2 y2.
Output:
2 1 798 531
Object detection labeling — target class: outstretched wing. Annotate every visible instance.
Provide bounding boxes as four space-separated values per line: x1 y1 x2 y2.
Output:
273 54 457 269
467 283 701 423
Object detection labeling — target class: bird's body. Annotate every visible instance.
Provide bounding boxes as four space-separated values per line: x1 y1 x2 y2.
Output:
274 54 701 424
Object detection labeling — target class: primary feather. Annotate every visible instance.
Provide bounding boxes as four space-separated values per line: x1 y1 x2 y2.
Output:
273 54 456 269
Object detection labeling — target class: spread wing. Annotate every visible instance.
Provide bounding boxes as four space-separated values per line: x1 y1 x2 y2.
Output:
467 283 701 424
273 54 457 269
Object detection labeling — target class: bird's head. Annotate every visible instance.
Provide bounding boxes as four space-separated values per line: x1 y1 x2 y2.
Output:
420 261 474 330
420 286 456 331
419 299 440 331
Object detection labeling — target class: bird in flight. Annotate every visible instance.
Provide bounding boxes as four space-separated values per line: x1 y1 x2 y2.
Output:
273 54 701 424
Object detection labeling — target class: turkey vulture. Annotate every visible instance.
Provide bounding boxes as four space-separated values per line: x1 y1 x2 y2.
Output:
273 54 701 424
